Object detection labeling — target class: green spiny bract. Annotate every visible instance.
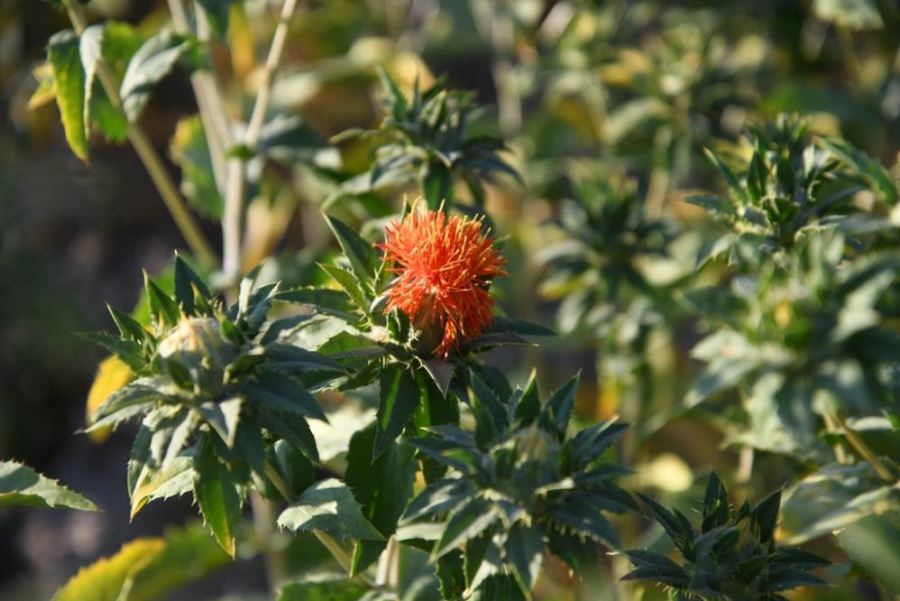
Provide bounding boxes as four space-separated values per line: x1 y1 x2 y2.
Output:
399 371 635 599
86 256 344 554
334 68 518 211
624 472 828 601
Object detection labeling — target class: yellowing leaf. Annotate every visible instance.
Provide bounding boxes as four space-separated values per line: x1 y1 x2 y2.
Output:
47 30 88 162
86 355 134 443
28 63 57 110
52 538 165 601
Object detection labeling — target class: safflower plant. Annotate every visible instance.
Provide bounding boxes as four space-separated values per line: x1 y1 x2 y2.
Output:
10 1 900 600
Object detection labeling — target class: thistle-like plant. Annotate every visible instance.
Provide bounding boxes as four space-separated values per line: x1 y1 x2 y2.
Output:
334 69 519 210
625 472 828 601
539 167 678 338
86 256 343 555
684 228 900 456
399 371 635 599
691 115 897 269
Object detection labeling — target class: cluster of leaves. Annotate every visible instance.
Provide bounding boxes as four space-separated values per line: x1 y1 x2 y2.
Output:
690 115 898 268
333 70 518 210
539 168 678 338
87 256 343 556
684 117 900 456
37 19 193 161
625 473 828 601
400 372 634 599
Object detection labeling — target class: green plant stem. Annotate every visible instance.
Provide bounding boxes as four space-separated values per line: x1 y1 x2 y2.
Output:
830 412 893 482
167 0 234 192
250 492 288 590
262 462 375 586
221 0 300 285
63 1 218 268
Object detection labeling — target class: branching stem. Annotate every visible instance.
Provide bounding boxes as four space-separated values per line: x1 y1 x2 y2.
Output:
221 0 300 285
63 1 217 267
830 412 893 482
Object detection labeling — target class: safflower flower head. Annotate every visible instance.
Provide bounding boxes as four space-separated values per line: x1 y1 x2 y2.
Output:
380 209 506 359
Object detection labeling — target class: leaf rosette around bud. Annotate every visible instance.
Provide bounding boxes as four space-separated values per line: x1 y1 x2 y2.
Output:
85 257 345 556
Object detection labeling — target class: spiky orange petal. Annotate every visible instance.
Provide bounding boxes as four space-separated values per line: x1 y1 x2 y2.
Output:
380 210 506 358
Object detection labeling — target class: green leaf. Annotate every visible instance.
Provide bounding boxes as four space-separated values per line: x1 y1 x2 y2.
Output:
685 194 736 219
92 378 166 424
323 214 379 291
505 523 543 592
420 358 456 398
51 538 166 601
261 412 319 462
345 424 417 575
277 577 368 601
320 264 369 312
198 397 242 447
424 161 453 210
374 364 421 458
120 30 192 122
243 370 327 422
836 513 900 594
277 287 360 321
173 254 211 314
432 500 498 560
701 472 730 532
636 493 694 558
0 461 97 511
820 137 897 204
48 30 88 161
277 479 383 540
750 489 781 544
170 115 224 219
144 273 180 326
193 436 241 557
539 373 579 440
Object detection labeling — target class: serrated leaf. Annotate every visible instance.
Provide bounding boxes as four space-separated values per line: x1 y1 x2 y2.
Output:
320 264 369 312
505 523 543 592
243 370 327 421
539 373 579 440
48 29 88 161
324 214 379 290
345 424 416 575
193 436 241 557
373 364 421 458
277 479 383 540
0 461 97 511
702 472 730 532
433 500 498 560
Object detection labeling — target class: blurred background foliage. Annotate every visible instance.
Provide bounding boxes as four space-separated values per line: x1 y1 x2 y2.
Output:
1 0 899 599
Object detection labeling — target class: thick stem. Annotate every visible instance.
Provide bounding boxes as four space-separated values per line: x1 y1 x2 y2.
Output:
830 412 893 482
64 1 217 267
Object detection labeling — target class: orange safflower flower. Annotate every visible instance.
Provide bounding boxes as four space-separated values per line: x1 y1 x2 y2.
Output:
380 210 506 358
